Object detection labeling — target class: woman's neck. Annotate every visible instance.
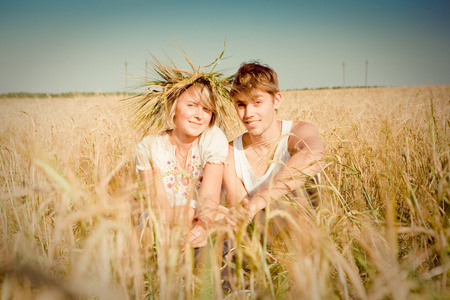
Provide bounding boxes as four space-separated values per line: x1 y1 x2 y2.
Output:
167 129 198 153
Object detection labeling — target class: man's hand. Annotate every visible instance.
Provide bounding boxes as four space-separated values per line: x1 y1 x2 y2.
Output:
225 197 253 228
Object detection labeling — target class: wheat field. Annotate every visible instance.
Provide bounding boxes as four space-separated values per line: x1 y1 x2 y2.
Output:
0 86 448 299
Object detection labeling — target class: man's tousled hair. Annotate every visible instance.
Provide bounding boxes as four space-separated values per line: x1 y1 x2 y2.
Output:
231 61 279 102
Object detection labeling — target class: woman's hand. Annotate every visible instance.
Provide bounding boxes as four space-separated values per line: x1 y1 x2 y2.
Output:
187 223 208 248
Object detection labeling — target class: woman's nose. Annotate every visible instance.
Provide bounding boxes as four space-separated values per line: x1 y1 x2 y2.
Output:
194 106 202 119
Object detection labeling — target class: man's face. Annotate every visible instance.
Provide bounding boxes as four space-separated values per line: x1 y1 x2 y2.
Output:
235 89 281 136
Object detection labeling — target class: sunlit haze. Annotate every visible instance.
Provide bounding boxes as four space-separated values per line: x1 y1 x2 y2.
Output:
1 0 449 93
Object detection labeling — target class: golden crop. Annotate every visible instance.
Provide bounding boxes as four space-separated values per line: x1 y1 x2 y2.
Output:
0 86 448 299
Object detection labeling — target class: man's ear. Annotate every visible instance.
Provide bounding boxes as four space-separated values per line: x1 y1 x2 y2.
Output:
274 92 282 110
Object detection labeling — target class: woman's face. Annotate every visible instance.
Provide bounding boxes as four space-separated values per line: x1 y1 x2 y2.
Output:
173 85 213 139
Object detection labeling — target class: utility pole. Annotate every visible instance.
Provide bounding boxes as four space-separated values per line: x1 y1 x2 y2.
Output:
342 62 346 89
125 60 128 96
365 60 368 88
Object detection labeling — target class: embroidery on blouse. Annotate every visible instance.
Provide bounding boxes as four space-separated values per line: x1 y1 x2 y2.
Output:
161 133 203 204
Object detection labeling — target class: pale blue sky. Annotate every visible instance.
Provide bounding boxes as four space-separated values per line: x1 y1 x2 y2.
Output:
0 0 449 93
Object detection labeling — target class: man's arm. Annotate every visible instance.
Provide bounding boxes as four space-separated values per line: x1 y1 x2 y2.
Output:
245 121 325 218
223 142 249 207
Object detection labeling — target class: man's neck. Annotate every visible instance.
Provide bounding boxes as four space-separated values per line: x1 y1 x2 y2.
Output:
247 120 282 149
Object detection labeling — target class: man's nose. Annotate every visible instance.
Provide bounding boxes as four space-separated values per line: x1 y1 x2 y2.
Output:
244 105 254 117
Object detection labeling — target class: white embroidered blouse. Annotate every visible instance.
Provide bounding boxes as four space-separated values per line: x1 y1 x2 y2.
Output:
135 125 228 207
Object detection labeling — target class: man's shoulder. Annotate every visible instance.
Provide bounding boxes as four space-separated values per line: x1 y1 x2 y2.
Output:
229 132 246 146
289 120 317 134
287 120 321 147
226 139 237 166
227 136 238 154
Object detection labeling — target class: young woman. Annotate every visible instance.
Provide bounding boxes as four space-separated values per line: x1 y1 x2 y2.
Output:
131 57 237 248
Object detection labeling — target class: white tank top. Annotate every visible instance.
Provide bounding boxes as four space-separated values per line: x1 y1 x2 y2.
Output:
233 120 293 198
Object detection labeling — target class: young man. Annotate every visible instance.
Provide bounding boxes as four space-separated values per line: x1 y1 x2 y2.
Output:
223 62 325 227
